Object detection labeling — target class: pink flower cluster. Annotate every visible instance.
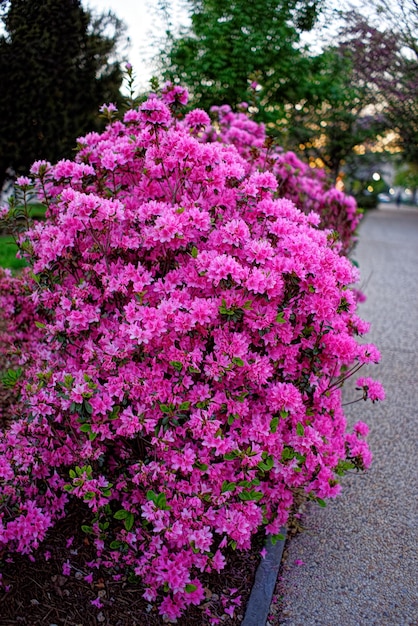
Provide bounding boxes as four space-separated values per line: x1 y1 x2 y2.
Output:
205 105 362 255
0 88 382 620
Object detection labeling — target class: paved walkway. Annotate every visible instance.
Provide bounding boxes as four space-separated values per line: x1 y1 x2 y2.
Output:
272 206 418 625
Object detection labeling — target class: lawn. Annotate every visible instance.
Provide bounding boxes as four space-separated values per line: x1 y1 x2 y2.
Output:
0 235 27 270
0 203 45 270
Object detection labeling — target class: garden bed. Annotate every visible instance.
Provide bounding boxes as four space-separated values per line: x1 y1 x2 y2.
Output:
0 500 260 625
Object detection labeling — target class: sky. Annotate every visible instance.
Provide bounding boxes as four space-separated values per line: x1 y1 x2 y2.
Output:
84 0 190 91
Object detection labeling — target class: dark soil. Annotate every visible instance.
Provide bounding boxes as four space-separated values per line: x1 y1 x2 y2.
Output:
0 497 261 626
0 374 261 626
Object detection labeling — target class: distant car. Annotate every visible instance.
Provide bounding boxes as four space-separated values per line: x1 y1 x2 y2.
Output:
377 193 392 203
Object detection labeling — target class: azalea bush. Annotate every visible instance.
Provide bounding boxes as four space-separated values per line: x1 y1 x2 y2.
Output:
0 267 43 424
205 104 361 256
0 86 383 622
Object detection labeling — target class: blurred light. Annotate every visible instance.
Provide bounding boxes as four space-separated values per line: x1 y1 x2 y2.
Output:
372 172 381 181
367 185 374 192
389 188 395 195
405 188 412 195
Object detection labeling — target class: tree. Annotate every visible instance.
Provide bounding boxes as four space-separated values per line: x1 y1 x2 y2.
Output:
282 47 388 183
337 5 418 168
158 0 324 114
0 0 126 188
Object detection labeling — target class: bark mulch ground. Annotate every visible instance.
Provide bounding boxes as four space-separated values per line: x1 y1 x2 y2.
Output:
0 371 262 626
0 497 261 625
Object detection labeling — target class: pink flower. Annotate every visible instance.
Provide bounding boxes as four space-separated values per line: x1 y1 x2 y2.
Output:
91 597 103 609
161 81 189 106
99 102 117 114
356 377 385 402
139 97 171 126
184 109 210 129
353 421 369 437
16 176 32 187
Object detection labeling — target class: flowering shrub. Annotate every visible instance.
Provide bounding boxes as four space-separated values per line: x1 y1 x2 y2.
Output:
0 87 383 621
0 267 43 426
205 104 362 255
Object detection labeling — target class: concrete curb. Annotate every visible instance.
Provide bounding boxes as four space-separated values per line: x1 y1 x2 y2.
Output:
242 529 287 626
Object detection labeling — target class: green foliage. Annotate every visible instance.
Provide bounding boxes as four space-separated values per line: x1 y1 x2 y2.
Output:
394 163 418 194
283 47 388 181
159 0 323 114
0 235 27 270
0 0 126 188
158 1 387 181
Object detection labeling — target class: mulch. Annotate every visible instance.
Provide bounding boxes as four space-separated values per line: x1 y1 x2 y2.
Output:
0 372 262 626
0 497 262 625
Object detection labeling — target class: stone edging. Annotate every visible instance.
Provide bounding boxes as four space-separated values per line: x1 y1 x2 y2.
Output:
242 529 287 626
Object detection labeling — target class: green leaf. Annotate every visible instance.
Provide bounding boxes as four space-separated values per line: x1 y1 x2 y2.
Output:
238 490 263 501
221 481 236 493
83 400 93 415
191 246 198 258
270 416 279 434
34 321 46 329
146 490 157 502
258 455 274 472
110 405 121 420
169 361 183 371
271 533 285 545
81 525 93 534
316 498 327 508
79 423 91 433
224 451 239 460
114 509 129 520
159 403 171 413
296 422 305 436
276 311 286 324
178 401 190 411
69 469 76 479
156 493 168 509
1 367 22 387
232 357 245 367
110 540 122 550
280 410 288 419
335 460 355 476
282 446 296 460
185 583 197 593
124 512 135 532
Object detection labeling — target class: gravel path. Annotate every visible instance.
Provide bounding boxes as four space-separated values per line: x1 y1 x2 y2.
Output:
270 207 418 626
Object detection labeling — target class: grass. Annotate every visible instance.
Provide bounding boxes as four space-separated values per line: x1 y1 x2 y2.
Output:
0 203 46 271
0 235 28 270
25 202 46 219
